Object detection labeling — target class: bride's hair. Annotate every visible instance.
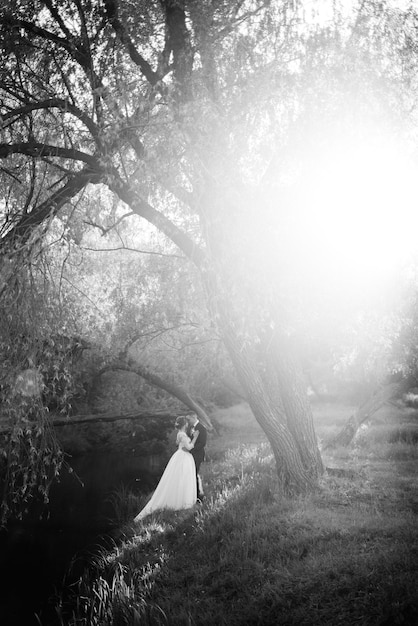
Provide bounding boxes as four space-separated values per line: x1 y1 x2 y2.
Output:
175 416 188 430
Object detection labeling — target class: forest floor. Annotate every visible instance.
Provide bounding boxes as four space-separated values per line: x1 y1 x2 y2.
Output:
60 401 418 625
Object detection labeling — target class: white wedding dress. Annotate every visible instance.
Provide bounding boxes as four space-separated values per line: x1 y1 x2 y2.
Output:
134 430 197 522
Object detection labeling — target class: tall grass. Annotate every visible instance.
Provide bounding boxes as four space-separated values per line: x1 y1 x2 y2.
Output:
56 403 418 625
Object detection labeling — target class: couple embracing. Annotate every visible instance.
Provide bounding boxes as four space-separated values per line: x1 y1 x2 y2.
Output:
134 414 207 522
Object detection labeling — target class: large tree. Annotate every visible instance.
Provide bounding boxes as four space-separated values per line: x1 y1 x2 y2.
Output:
1 0 416 493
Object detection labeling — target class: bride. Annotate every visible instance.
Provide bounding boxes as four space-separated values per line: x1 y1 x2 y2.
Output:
134 416 197 522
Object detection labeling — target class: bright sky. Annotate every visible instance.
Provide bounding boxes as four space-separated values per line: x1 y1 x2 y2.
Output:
306 0 418 26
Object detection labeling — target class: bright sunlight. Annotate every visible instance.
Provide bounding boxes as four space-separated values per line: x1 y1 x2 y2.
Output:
284 121 418 299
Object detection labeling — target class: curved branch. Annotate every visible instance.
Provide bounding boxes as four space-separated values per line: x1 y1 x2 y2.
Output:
0 15 102 89
2 99 100 141
112 360 213 431
0 167 102 251
0 17 79 60
106 169 206 267
0 142 99 169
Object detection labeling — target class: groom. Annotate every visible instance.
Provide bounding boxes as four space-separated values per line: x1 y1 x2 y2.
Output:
187 413 207 501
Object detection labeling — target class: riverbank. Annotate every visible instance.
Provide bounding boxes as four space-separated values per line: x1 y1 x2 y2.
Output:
56 402 418 625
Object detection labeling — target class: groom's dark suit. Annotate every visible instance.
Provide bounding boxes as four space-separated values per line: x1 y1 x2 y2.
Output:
189 420 207 498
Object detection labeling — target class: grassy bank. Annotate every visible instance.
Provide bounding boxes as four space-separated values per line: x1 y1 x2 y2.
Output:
58 403 418 625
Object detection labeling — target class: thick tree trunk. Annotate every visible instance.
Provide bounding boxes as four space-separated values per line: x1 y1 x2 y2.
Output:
220 319 323 493
199 232 323 493
265 332 323 476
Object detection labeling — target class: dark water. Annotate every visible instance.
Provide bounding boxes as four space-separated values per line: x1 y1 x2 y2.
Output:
0 450 165 626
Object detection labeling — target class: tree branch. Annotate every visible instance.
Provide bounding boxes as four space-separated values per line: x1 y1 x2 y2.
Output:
106 168 206 267
0 16 81 62
112 359 213 431
0 167 101 251
103 0 161 85
0 409 179 434
2 99 100 141
0 14 102 89
0 142 99 169
42 0 75 41
80 244 185 259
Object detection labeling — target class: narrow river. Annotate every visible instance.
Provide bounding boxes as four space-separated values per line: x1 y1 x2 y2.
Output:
0 450 165 626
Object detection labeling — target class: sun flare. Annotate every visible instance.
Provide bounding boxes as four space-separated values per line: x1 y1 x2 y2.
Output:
290 126 418 294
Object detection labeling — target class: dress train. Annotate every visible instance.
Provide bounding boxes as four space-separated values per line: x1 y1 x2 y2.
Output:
134 431 197 521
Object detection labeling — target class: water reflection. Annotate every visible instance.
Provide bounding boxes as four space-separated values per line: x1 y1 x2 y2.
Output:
0 450 166 626
50 449 166 527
